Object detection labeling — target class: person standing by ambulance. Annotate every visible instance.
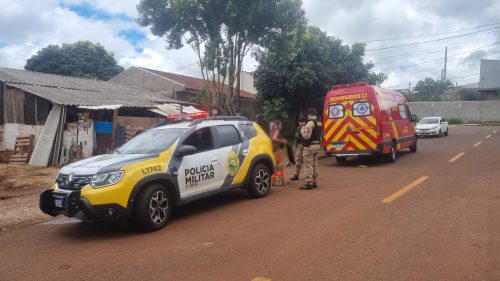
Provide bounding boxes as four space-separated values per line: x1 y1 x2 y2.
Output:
299 108 322 190
290 116 307 181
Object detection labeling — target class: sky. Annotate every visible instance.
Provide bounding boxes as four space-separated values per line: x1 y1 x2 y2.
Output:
0 0 499 90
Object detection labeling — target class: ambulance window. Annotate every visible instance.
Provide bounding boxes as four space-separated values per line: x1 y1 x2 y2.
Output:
214 125 241 147
183 127 214 152
329 105 344 119
353 102 371 117
398 104 407 119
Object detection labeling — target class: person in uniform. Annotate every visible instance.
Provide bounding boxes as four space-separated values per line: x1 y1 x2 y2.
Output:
299 108 322 190
290 116 307 181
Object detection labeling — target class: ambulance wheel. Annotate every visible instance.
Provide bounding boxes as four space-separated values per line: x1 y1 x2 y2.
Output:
410 138 417 153
336 156 347 163
385 143 397 163
248 164 271 198
133 184 171 231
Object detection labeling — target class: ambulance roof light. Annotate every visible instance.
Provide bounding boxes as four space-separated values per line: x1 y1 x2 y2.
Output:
331 82 369 90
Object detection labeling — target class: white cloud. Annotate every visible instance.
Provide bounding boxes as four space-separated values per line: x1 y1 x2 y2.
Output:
1 0 499 88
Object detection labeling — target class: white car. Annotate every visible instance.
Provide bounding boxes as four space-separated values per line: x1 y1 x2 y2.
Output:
416 117 449 137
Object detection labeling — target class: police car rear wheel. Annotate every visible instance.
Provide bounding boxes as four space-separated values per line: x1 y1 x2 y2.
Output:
248 164 271 198
133 184 171 231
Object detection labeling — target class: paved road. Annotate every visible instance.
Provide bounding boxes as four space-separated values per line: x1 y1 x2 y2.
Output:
0 126 499 281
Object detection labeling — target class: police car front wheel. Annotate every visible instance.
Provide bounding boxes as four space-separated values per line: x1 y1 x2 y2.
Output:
248 164 271 198
133 184 172 231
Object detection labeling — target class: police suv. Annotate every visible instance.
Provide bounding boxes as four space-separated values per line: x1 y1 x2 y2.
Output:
40 117 275 231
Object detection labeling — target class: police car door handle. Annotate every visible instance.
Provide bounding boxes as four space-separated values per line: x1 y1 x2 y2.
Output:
210 157 219 163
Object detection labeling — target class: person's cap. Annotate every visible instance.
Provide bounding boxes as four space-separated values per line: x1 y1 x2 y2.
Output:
298 116 307 122
307 108 317 115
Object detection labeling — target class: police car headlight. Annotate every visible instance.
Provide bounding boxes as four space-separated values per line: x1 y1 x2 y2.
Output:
90 171 124 188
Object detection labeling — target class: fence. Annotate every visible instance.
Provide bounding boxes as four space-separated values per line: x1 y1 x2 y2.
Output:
408 101 500 123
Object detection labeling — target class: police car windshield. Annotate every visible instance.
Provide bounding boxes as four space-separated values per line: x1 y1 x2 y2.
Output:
419 118 439 124
116 128 186 154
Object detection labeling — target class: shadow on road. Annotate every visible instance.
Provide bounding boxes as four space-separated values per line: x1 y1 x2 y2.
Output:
54 189 251 239
329 151 413 168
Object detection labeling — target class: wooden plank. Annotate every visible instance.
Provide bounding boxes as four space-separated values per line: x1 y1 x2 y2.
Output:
29 105 62 166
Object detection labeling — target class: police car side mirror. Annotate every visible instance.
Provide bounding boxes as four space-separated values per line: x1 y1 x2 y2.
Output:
176 145 197 157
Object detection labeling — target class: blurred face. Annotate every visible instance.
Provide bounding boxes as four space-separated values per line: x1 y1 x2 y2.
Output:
299 122 306 126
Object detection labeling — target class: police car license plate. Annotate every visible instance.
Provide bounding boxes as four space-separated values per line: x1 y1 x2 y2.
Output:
54 196 64 208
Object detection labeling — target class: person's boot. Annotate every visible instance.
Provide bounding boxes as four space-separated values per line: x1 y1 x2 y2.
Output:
290 175 299 181
313 182 318 188
299 183 314 190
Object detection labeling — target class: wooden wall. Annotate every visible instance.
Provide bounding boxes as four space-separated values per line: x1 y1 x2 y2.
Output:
4 88 25 123
117 116 163 129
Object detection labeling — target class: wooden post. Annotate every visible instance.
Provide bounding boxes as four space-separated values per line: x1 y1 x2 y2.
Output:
111 109 119 150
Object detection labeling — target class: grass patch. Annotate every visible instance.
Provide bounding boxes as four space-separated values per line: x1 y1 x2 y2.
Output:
448 118 463 125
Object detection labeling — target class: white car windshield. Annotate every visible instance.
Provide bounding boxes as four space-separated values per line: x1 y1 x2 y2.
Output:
116 128 186 154
419 118 440 124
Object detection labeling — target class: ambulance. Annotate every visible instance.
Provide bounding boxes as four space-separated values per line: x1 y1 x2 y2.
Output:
323 82 417 163
40 117 275 231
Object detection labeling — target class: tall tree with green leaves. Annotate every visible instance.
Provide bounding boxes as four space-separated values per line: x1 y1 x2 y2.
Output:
25 41 124 80
412 77 453 101
137 0 305 114
254 26 386 117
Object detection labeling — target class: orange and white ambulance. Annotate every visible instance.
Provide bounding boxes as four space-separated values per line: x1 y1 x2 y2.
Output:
322 82 417 163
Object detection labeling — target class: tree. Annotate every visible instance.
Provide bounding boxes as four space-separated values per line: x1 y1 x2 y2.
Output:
458 89 481 101
137 0 305 114
25 41 124 80
412 77 453 101
256 97 290 122
254 26 386 116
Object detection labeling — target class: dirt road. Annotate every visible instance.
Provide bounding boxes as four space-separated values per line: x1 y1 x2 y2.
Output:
0 126 498 281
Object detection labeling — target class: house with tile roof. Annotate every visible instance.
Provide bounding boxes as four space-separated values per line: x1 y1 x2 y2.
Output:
110 66 257 116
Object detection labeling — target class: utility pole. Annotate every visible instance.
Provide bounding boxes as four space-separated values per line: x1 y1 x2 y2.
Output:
408 81 411 93
443 46 448 81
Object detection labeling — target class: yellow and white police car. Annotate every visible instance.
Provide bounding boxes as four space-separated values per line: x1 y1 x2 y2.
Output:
40 117 275 231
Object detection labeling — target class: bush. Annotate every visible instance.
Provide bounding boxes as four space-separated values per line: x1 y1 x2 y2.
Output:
458 89 482 101
448 118 463 125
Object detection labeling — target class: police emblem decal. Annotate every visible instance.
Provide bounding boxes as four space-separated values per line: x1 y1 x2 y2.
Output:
226 151 240 177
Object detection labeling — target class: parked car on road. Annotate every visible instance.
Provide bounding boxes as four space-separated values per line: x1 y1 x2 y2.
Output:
416 117 449 137
40 117 275 231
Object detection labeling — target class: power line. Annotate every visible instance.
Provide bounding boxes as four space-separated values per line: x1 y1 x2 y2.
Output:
346 22 500 43
375 42 500 71
368 38 497 65
365 26 500 51
383 68 500 89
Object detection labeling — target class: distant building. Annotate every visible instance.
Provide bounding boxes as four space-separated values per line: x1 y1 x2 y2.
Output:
239 70 257 95
479 59 500 100
0 68 192 166
110 67 257 116
442 83 479 101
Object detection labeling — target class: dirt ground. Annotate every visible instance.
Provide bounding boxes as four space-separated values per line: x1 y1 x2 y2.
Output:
0 164 59 231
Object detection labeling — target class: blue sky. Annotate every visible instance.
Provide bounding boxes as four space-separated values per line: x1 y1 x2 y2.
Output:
0 0 201 76
60 2 145 53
